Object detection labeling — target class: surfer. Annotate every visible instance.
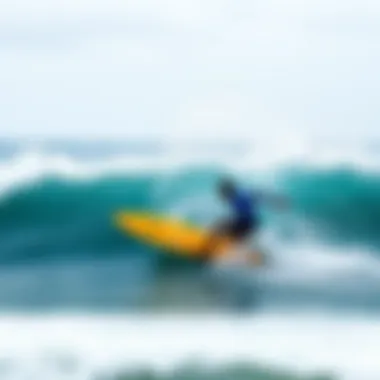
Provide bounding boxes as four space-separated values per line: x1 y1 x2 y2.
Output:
202 178 288 261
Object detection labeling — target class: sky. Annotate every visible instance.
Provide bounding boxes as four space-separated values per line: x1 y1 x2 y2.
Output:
0 0 379 141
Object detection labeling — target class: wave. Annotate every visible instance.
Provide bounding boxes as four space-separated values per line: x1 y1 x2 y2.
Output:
0 151 379 263
279 168 380 247
0 149 378 311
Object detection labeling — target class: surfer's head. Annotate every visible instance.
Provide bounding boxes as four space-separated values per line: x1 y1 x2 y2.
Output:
218 178 236 200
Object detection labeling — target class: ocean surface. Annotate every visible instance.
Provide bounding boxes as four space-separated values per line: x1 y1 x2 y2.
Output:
0 138 379 380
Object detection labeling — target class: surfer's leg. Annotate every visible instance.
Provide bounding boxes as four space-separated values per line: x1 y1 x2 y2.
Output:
229 218 254 242
227 219 265 265
205 218 250 251
201 219 248 263
201 219 233 259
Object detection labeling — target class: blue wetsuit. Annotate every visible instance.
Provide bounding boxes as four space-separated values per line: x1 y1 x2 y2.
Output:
224 190 260 238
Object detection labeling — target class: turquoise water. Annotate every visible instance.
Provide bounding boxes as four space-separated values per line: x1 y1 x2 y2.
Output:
1 166 380 261
0 147 379 310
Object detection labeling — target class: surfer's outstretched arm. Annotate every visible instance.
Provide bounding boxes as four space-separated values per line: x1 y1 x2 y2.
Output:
256 192 290 210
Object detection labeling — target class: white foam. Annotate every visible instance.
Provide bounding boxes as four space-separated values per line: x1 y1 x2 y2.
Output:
207 242 380 307
265 245 380 286
0 312 378 380
0 142 378 199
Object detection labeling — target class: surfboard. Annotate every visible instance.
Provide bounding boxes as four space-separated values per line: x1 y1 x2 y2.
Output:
114 212 232 259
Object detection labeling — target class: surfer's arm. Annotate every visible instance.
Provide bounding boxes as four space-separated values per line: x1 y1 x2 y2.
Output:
255 191 290 210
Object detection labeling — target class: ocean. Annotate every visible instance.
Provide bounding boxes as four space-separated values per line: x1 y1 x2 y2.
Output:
0 138 379 380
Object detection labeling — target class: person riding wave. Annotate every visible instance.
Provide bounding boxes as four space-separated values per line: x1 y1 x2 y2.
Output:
203 178 288 259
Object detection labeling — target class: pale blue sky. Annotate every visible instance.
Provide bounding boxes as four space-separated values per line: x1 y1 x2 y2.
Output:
1 0 379 141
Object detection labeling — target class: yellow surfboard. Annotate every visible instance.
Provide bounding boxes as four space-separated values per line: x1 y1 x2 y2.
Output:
114 212 232 259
